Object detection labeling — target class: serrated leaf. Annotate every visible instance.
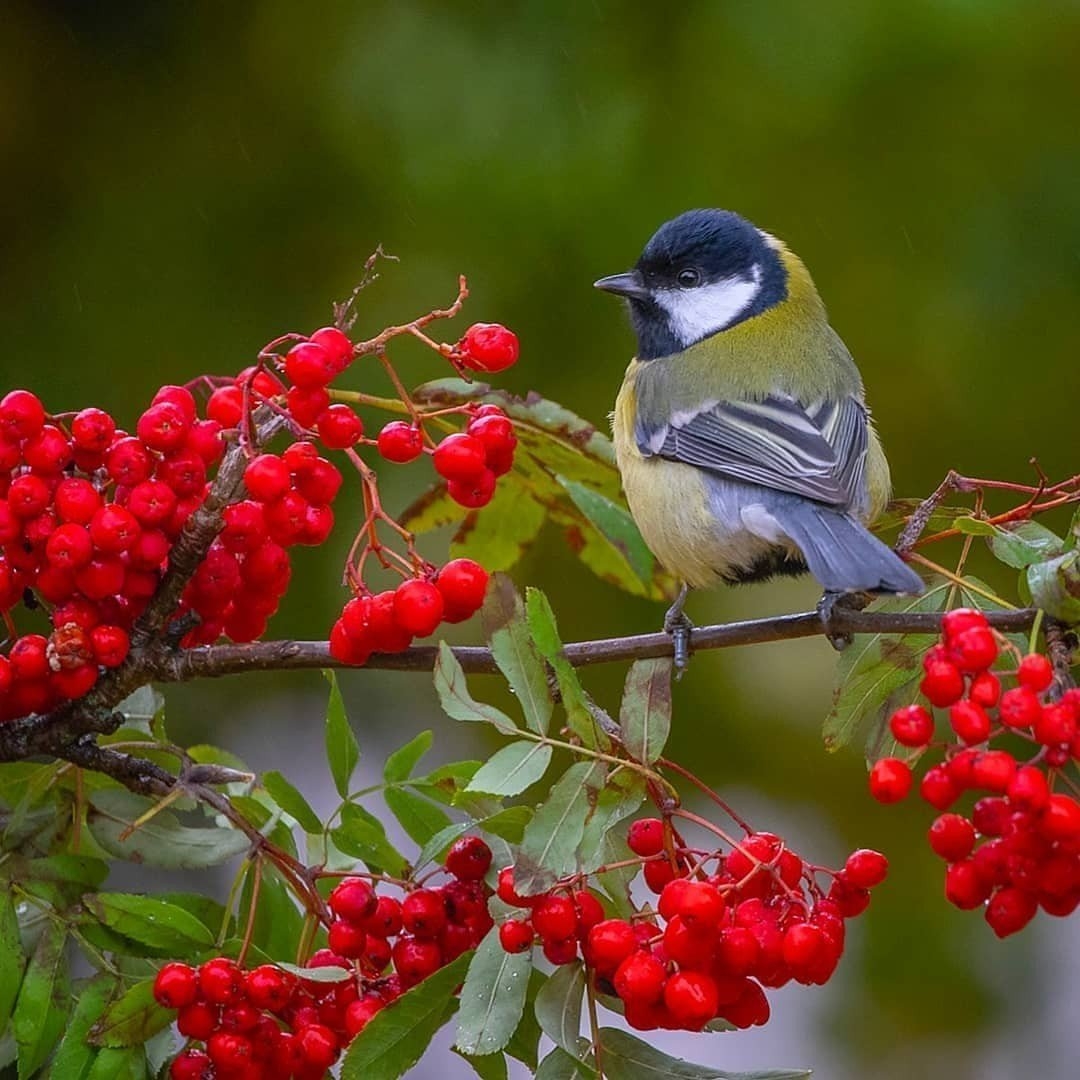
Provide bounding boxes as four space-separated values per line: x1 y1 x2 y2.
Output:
479 806 533 843
50 974 115 1080
11 854 109 891
240 864 302 962
454 928 531 1056
0 892 23 1035
411 760 482 805
13 920 69 1079
515 762 605 894
465 742 553 797
451 475 547 571
536 1046 597 1080
87 790 249 870
578 774 647 874
599 1029 809 1080
82 894 214 952
276 961 352 982
454 1047 509 1080
324 670 360 799
524 589 606 750
483 575 553 736
619 658 672 764
88 979 171 1048
384 787 452 847
341 951 471 1080
383 731 434 784
595 832 638 919
434 643 519 734
505 967 545 1069
332 805 409 878
534 962 585 1055
1027 550 1080 622
262 771 323 834
989 520 1065 569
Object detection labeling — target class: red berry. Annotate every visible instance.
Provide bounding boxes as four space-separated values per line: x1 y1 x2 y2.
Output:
945 859 992 909
391 936 442 987
950 626 998 672
459 323 520 373
928 813 976 861
435 558 489 622
198 957 243 1006
663 970 719 1030
328 918 368 958
642 858 678 893
71 408 116 452
584 918 637 976
499 919 534 954
949 700 991 744
1034 703 1077 746
941 608 988 640
393 579 444 637
54 477 102 524
1007 765 1051 810
496 866 535 908
176 1000 217 1040
433 433 487 482
284 341 337 388
971 749 1017 792
573 890 605 933
1040 794 1080 840
627 817 665 857
317 404 364 449
448 469 497 508
244 454 292 502
344 994 384 1038
0 389 46 440
293 457 342 504
921 659 965 707
245 964 294 1011
668 879 725 929
363 895 403 938
716 926 760 977
376 421 424 463
445 835 493 881
542 937 580 965
985 886 1038 938
532 895 578 942
45 523 93 570
152 961 198 1009
170 1049 212 1080
1018 653 1054 692
401 889 447 939
843 849 889 889
868 758 912 803
328 877 376 923
999 686 1041 729
90 624 130 668
309 326 354 369
137 401 190 452
782 922 826 975
889 704 934 747
296 1023 339 1070
206 385 244 427
614 950 666 1005
969 670 1001 708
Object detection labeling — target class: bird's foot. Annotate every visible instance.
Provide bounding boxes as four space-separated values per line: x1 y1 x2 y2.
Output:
817 591 870 651
664 584 693 677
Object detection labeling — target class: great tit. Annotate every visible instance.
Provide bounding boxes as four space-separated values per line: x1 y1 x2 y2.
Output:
596 208 922 664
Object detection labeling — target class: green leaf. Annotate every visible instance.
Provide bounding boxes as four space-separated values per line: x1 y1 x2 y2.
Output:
114 685 164 734
434 643 519 734
524 588 606 750
465 742 553 797
515 762 606 895
557 477 655 586
241 865 303 962
989 520 1065 569
85 1046 148 1080
411 760 482 805
479 806 533 843
599 1029 810 1080
483 574 553 736
13 920 70 1079
415 822 472 870
50 975 115 1080
332 804 409 878
0 892 24 1035
88 979 171 1048
534 962 585 1055
578 774 647 874
384 787 452 847
83 893 214 953
595 832 638 920
324 670 360 799
262 771 323 834
536 1046 596 1080
454 928 532 1056
383 731 434 784
1027 550 1080 622
87 790 249 870
454 1047 509 1080
275 961 352 983
951 515 997 536
619 658 672 764
341 951 471 1080
451 475 548 571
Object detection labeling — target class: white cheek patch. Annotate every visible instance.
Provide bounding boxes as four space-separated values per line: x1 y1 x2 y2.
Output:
653 267 762 348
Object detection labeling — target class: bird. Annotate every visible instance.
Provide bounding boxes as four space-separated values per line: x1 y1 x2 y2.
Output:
595 208 923 669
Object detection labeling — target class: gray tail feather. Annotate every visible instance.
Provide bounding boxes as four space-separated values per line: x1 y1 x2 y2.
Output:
777 503 924 595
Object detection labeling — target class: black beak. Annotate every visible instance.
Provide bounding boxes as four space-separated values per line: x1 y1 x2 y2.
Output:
594 271 651 302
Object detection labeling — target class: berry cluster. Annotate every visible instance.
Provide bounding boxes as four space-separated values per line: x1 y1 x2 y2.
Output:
155 836 494 1078
868 608 1080 936
497 817 887 1032
0 303 520 718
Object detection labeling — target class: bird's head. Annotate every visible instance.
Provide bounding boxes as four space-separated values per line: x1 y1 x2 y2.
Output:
595 209 789 360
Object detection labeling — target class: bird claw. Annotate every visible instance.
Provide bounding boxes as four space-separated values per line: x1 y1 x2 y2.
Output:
664 584 694 677
817 591 870 651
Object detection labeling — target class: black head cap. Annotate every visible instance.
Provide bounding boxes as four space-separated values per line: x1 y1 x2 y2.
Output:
596 209 788 359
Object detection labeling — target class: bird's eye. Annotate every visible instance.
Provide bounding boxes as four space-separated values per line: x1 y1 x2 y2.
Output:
676 267 701 288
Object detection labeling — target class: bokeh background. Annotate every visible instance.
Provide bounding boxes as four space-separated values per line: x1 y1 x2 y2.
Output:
4 2 1080 1077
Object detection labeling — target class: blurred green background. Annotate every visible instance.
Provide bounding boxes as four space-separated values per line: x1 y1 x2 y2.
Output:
3 1 1080 1076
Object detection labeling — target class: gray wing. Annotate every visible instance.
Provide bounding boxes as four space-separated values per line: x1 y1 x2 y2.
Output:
638 393 869 509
